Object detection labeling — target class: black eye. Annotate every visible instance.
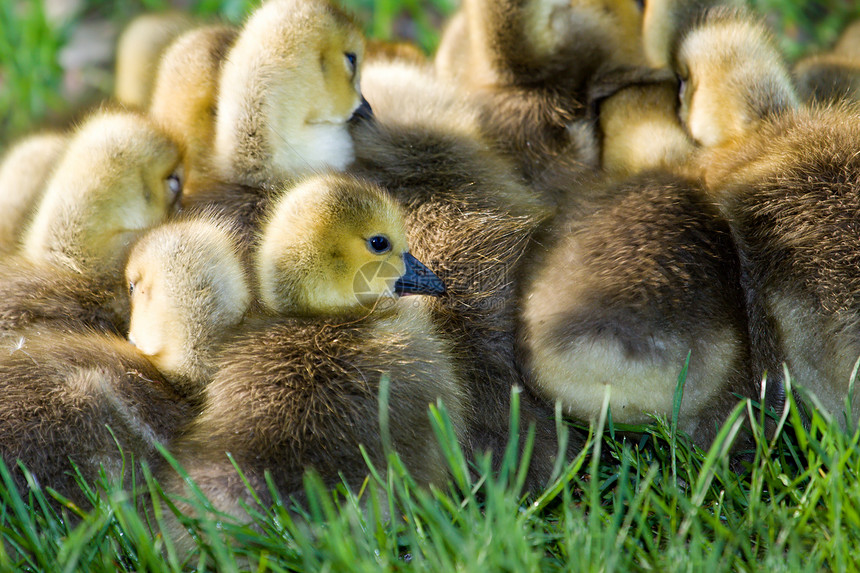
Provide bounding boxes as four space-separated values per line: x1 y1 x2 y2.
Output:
345 52 357 73
128 282 135 296
367 235 391 254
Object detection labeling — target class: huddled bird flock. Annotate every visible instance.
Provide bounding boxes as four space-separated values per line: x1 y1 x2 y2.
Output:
3 0 860 550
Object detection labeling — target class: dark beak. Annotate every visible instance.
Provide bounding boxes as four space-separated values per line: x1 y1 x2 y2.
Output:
394 253 446 297
349 96 374 123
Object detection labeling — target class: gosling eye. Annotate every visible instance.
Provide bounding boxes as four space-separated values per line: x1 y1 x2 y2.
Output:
167 172 182 196
367 235 391 254
128 281 136 297
635 0 644 11
345 52 357 75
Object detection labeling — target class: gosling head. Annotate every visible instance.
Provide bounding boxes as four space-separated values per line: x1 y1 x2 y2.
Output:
672 6 798 148
149 25 238 189
834 20 860 58
453 0 643 88
22 110 183 276
215 0 369 187
126 216 251 391
591 68 695 176
114 12 196 109
256 173 446 316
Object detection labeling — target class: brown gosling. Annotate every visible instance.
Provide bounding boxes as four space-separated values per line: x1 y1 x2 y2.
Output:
0 110 183 335
164 173 464 538
351 61 574 490
704 105 860 424
519 171 755 449
0 217 251 505
671 6 860 422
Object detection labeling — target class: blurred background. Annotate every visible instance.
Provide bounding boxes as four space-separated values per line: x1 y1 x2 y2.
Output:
0 0 856 145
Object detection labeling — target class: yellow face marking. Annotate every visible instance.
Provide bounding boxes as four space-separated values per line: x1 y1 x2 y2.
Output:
256 174 411 316
126 218 250 384
215 0 366 183
22 111 182 274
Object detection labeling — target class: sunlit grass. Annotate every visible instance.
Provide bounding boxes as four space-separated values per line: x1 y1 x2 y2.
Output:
2 376 860 571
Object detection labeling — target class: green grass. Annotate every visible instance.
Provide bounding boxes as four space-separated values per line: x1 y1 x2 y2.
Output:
757 0 860 60
0 0 68 140
3 376 860 572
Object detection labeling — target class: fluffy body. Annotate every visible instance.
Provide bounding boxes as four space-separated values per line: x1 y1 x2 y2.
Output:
167 306 465 523
351 61 573 489
705 106 860 422
520 172 754 447
0 328 191 505
0 259 128 335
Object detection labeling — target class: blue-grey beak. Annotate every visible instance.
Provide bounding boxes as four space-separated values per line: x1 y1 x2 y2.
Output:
394 252 446 297
349 96 374 122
